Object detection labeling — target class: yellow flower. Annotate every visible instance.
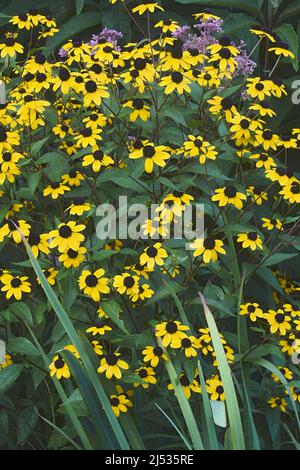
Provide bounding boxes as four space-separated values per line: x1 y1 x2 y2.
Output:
140 242 168 270
155 320 189 348
142 345 168 367
168 373 201 399
1 273 31 300
0 36 24 58
237 232 263 251
240 302 264 321
212 186 246 209
268 396 287 412
129 142 170 173
132 2 164 15
266 309 292 335
49 354 71 380
206 375 225 401
78 268 110 302
97 352 129 379
190 237 226 263
49 221 85 252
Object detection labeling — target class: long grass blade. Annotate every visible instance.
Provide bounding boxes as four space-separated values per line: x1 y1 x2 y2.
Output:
199 292 245 450
21 235 130 450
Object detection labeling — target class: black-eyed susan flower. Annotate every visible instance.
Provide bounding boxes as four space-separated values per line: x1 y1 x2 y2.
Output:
132 1 164 15
82 149 114 172
0 353 13 369
265 166 291 186
83 80 109 107
49 354 70 380
155 19 178 33
266 309 291 335
240 302 264 321
159 71 191 94
86 320 112 336
255 129 279 151
155 320 189 348
268 396 287 412
10 13 35 30
97 352 129 379
288 387 300 403
62 170 84 187
75 126 102 148
66 202 92 216
212 345 234 367
58 246 87 268
206 375 225 401
269 42 295 60
134 366 157 389
140 242 168 270
246 77 272 101
237 232 263 251
279 181 300 203
1 273 31 300
250 26 276 43
52 66 74 95
129 283 154 302
271 366 293 382
78 268 110 302
283 303 300 317
123 98 150 122
168 373 201 399
49 221 85 252
191 237 226 263
27 232 49 258
183 135 217 163
43 181 71 199
39 267 58 286
262 218 283 231
279 334 300 356
179 335 201 358
198 327 226 356
208 95 237 122
211 185 246 209
90 340 103 356
247 186 268 205
142 345 168 367
110 393 132 417
129 142 170 173
0 35 24 58
113 273 139 296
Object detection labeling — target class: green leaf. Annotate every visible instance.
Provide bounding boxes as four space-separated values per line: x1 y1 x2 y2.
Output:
277 1 300 23
31 136 49 157
76 0 85 15
276 24 299 70
8 337 39 356
0 364 23 392
160 341 204 450
262 252 299 267
102 300 128 333
199 293 245 450
9 302 33 326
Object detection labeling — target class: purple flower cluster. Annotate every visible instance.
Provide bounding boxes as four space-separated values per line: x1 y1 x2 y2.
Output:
172 25 190 42
234 41 257 77
173 19 223 54
58 47 68 58
194 18 223 35
89 28 123 49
